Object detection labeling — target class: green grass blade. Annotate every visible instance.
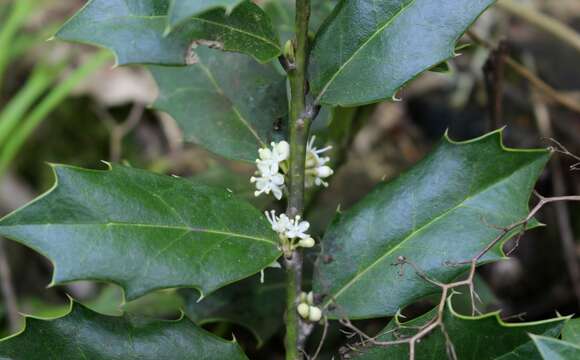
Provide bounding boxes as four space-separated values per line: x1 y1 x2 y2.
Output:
0 50 112 178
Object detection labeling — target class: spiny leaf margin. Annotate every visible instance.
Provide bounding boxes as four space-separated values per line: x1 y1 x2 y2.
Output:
354 296 570 359
0 163 282 302
309 0 496 106
314 128 551 319
0 298 249 360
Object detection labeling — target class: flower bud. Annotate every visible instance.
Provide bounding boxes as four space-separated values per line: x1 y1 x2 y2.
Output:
308 306 322 322
305 157 317 168
284 40 295 63
297 303 310 319
307 291 314 305
300 292 307 303
298 237 315 248
316 166 333 178
258 148 272 160
276 141 290 161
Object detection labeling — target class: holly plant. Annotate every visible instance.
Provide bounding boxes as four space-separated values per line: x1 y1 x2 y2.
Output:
1 1 579 359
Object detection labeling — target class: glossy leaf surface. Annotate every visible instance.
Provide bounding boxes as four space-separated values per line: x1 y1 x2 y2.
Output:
532 335 580 360
181 271 285 347
168 0 245 28
183 2 281 63
314 130 550 319
309 0 495 106
562 318 580 345
0 164 281 300
354 298 567 359
0 301 248 360
149 47 287 162
56 0 280 65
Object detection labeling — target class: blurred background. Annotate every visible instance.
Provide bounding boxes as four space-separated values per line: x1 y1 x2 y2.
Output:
0 0 579 358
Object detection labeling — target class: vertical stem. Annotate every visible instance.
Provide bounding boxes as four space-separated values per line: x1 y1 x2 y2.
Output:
284 251 302 360
287 0 311 216
285 0 311 359
483 41 507 131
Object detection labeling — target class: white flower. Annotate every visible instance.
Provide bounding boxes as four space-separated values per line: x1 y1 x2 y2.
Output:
264 211 314 248
252 141 289 199
307 136 331 164
305 136 334 188
256 141 290 173
265 210 292 234
251 170 285 200
286 215 310 239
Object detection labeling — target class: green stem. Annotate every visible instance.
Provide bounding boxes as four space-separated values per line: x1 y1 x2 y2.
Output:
0 50 112 179
285 0 311 359
0 0 34 89
0 63 64 145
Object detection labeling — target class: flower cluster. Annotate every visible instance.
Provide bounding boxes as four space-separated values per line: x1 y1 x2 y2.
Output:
265 210 315 251
252 138 331 325
297 291 322 322
250 137 334 200
305 136 334 188
250 141 289 200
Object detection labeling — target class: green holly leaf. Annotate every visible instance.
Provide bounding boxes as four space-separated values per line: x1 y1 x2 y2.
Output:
0 301 248 360
0 164 281 300
149 47 287 162
309 0 495 106
167 0 245 29
314 130 550 319
352 297 567 359
181 271 285 347
531 334 580 360
56 0 280 65
562 318 580 345
180 1 281 63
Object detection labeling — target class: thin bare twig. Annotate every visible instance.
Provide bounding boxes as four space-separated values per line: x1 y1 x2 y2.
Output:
309 317 329 360
548 139 580 171
483 40 508 130
467 31 580 115
526 55 580 308
95 103 144 162
339 194 580 360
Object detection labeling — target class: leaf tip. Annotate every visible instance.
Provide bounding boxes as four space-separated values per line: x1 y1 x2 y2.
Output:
391 92 403 102
100 160 113 170
196 290 206 303
230 332 238 344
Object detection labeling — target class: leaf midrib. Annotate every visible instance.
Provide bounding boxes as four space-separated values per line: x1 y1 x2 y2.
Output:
314 0 417 103
196 60 266 147
191 17 280 50
323 155 540 307
1 222 277 245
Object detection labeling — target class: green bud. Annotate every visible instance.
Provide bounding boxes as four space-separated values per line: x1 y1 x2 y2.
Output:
297 303 310 319
284 40 295 63
308 306 322 322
